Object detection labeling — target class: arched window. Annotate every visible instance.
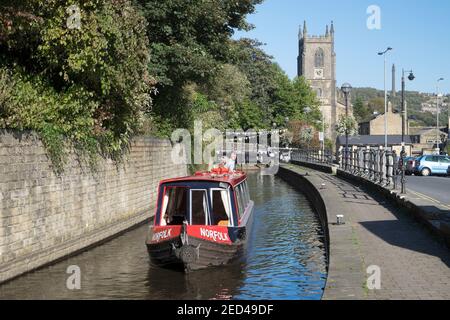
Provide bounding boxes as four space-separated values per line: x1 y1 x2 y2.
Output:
315 88 323 97
315 48 324 68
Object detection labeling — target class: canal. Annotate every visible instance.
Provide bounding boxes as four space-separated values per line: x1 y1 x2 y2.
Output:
0 173 327 300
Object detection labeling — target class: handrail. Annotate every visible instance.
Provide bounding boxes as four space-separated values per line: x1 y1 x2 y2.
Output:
288 146 402 191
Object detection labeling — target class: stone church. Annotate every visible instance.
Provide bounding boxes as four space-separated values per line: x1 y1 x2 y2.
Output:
297 21 352 143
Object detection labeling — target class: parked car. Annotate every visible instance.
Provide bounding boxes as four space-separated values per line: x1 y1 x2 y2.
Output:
398 157 416 175
447 165 450 176
414 155 450 176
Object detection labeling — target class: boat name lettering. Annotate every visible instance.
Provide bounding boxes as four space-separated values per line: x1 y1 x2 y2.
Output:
200 228 229 242
152 229 172 242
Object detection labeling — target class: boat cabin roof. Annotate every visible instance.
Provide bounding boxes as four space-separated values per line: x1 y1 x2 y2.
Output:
160 171 247 188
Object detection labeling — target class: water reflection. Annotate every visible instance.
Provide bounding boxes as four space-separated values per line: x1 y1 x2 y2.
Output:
0 172 327 300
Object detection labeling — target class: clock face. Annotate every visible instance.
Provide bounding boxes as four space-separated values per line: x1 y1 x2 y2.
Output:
314 68 324 79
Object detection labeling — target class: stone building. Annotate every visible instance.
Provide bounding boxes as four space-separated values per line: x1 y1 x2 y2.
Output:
358 102 408 136
297 21 351 144
409 127 448 155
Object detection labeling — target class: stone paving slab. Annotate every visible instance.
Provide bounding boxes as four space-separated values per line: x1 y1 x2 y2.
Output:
280 164 450 300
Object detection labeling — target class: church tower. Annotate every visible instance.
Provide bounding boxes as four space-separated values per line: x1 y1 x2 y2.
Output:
297 21 338 141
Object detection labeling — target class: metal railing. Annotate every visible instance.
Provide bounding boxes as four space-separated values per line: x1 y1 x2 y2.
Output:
288 146 401 191
287 148 334 166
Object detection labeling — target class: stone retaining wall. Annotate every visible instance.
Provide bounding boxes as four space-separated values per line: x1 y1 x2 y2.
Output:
0 130 187 283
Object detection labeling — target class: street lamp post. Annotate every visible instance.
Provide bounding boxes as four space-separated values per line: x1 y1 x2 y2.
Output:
378 47 393 149
315 117 325 162
321 114 325 160
341 83 352 171
401 69 415 194
436 78 444 153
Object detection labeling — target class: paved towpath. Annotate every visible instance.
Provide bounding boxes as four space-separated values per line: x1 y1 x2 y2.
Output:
281 165 450 300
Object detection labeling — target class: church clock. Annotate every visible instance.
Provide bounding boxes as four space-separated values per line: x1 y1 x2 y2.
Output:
314 68 324 79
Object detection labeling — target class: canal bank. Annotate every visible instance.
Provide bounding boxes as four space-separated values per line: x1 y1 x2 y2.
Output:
278 164 450 300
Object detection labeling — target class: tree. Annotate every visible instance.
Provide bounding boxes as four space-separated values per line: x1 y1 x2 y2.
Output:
229 38 278 126
203 64 251 121
336 115 358 136
353 97 370 122
230 99 264 131
290 76 321 122
134 0 263 133
0 0 153 169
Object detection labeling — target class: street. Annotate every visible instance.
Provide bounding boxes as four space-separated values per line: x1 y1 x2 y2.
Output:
406 175 450 207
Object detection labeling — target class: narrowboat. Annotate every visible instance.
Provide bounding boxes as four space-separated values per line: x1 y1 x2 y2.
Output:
146 170 254 272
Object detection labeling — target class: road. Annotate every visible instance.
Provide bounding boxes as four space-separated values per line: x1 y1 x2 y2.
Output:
406 175 450 207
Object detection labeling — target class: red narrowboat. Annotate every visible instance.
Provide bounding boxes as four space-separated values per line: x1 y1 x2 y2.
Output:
146 170 254 272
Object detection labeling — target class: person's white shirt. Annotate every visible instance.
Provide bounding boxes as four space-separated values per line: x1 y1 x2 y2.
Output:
225 158 235 172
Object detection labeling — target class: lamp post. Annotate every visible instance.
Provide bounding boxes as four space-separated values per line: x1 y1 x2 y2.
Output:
315 118 325 161
401 69 415 194
341 83 352 170
378 47 393 148
284 117 290 148
321 114 325 159
436 78 444 153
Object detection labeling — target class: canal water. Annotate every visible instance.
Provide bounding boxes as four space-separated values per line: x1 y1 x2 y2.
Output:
0 173 327 300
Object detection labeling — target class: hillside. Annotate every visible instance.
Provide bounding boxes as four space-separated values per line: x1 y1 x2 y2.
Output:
351 87 449 127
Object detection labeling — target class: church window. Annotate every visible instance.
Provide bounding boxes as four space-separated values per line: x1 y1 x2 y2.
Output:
315 48 324 68
315 88 323 97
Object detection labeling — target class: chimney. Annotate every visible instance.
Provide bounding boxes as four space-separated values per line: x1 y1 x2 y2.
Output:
392 64 396 97
387 101 393 114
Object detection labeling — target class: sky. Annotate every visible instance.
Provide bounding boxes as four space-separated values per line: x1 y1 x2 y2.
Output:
234 0 450 94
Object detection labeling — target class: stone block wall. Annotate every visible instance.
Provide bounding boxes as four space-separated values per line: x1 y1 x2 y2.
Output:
0 130 187 283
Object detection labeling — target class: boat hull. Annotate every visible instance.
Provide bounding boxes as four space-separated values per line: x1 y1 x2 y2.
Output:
146 201 254 272
146 235 245 271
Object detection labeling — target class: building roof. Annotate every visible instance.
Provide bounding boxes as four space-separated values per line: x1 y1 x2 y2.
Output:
409 127 448 136
160 171 247 188
337 135 413 146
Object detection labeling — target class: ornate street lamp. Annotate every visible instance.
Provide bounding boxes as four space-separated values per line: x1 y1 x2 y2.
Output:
341 83 352 171
400 69 415 194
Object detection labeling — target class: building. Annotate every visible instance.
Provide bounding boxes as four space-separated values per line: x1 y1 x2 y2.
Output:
297 21 351 144
336 135 413 157
358 102 408 136
409 127 448 155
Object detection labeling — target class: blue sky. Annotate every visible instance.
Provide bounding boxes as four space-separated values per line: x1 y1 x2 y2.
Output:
234 0 450 94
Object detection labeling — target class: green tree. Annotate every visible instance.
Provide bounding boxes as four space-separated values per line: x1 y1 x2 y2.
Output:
353 97 370 122
134 0 263 133
0 0 152 169
336 115 358 136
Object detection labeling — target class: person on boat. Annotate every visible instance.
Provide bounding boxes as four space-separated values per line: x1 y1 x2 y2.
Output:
225 152 237 172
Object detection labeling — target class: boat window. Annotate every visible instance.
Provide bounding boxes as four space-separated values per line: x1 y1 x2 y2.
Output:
190 190 209 225
211 189 232 226
161 187 187 226
239 183 248 207
235 185 245 218
246 182 250 204
242 181 250 205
